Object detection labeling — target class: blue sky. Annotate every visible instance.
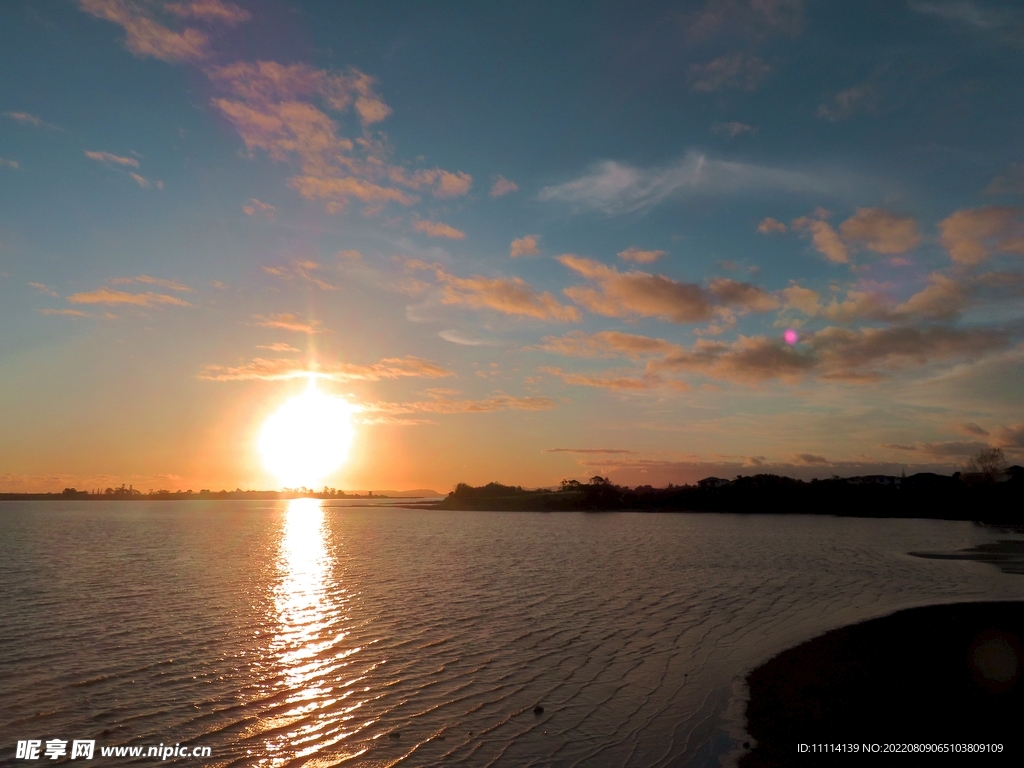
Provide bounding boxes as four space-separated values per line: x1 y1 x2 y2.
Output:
2 0 1023 492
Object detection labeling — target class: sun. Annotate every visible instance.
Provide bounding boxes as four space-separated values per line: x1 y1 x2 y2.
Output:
258 379 356 488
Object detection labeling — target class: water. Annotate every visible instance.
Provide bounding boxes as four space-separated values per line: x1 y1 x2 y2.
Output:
2 500 1023 767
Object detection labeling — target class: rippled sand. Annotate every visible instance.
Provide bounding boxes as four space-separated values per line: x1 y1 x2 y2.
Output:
2 501 1023 767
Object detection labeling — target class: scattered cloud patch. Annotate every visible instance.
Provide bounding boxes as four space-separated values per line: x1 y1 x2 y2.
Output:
109 275 192 292
939 206 1024 264
263 260 338 290
243 198 275 217
337 249 363 260
689 53 772 92
712 121 756 137
85 150 139 167
364 392 556 414
4 111 56 129
757 216 787 234
257 342 300 352
816 84 878 122
38 308 90 317
538 330 680 359
29 282 58 297
543 447 638 454
414 219 466 239
490 176 519 197
253 313 325 334
510 235 541 257
0 158 18 169
617 247 665 263
165 0 250 24
77 0 211 62
984 163 1024 196
198 354 452 382
839 208 921 254
67 288 191 307
792 215 849 263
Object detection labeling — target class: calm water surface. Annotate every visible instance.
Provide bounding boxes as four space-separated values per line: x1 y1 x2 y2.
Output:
2 501 1023 767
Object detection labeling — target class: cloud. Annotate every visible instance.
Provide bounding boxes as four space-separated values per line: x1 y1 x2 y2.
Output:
414 220 465 240
38 308 90 317
4 111 58 129
537 330 681 359
712 121 756 137
129 172 162 189
257 342 300 352
984 163 1024 196
544 447 637 454
783 273 972 324
263 260 337 290
688 53 772 92
364 392 556 414
337 249 363 260
757 217 787 234
438 329 499 346
490 176 519 197
995 423 1024 448
67 288 191 307
510 235 541 257
684 0 805 42
959 422 990 437
617 247 665 263
29 282 58 297
938 206 1024 264
78 0 210 62
538 151 825 215
780 284 822 315
887 440 991 457
243 198 275 217
165 0 250 24
794 453 830 465
208 61 471 213
792 215 849 263
409 261 580 322
909 1 1021 31
84 150 139 167
109 275 192 292
816 85 878 122
1 157 19 169
839 208 921 254
558 255 778 323
253 313 325 333
198 354 453 382
540 366 681 391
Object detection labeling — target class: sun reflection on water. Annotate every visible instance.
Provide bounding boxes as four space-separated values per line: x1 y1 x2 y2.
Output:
253 498 376 766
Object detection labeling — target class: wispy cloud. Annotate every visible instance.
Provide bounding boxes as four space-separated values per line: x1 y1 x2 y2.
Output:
490 176 519 197
253 313 325 334
408 260 580 322
543 447 638 454
538 330 680 359
838 208 920 254
109 275 193 292
414 219 466 239
38 308 90 317
538 151 829 215
4 111 58 129
0 157 19 169
263 260 338 290
510 235 540 257
29 282 58 297
816 84 878 122
198 354 453 382
85 150 139 167
757 216 787 234
617 246 665 263
711 121 756 137
558 255 777 322
257 342 300 352
67 288 191 307
688 53 771 92
243 198 275 217
364 392 556 415
77 0 211 62
165 0 250 25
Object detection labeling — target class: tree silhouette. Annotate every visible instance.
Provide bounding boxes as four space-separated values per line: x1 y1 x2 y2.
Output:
965 447 1006 480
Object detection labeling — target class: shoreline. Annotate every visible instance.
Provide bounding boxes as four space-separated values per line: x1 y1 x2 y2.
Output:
739 601 1024 766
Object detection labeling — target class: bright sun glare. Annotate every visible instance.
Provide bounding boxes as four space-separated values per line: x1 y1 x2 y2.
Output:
258 379 356 488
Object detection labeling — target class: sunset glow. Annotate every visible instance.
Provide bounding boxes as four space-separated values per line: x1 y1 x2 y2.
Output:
258 381 356 488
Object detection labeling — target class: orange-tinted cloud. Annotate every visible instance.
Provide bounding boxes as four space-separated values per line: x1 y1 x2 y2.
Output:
559 255 777 322
165 0 250 24
29 282 58 297
129 172 162 189
490 176 518 197
364 392 556 414
109 275 192 292
38 308 90 317
409 261 580 322
939 206 1024 264
510 235 540 257
257 342 300 352
414 220 466 239
757 217 787 234
243 198 275 217
839 208 920 254
784 273 971 324
791 215 848 263
689 53 772 92
538 330 680 359
5 111 54 128
85 150 139 167
198 354 453 382
253 313 325 333
617 247 665 263
208 61 471 212
263 260 337 290
67 288 191 307
77 0 210 62
540 366 685 391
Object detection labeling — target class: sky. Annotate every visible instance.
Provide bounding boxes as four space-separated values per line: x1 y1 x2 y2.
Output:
2 0 1023 493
